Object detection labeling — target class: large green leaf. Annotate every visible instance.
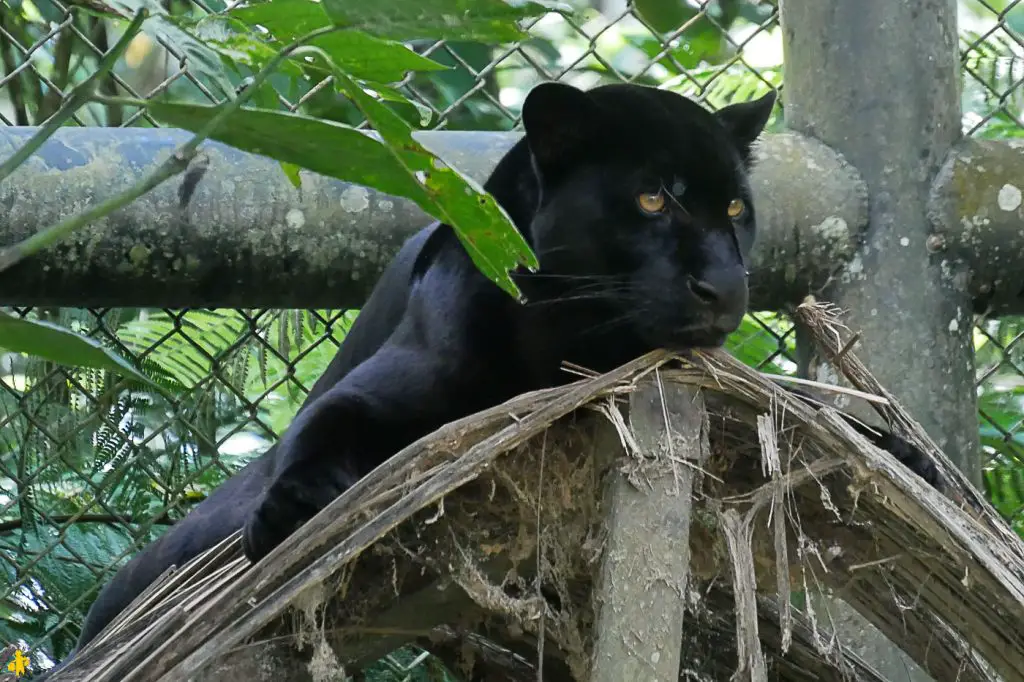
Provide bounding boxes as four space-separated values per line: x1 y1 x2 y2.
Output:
227 0 334 36
626 26 725 72
329 67 537 297
320 0 562 41
227 0 449 83
149 102 430 199
191 19 305 80
0 311 156 388
633 0 694 34
148 99 537 298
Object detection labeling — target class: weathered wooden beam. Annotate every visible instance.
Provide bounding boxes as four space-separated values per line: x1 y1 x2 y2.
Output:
2 126 1019 313
589 378 708 681
0 127 866 310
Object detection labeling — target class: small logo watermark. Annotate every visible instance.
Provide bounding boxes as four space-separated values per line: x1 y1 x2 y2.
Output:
3 646 30 679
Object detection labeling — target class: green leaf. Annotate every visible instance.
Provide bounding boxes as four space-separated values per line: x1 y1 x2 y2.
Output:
364 81 435 127
328 67 537 298
633 0 694 34
309 32 449 83
319 0 562 41
726 315 793 374
281 161 303 188
149 102 429 199
626 25 724 72
0 597 24 622
117 309 250 389
227 0 336 37
148 99 537 298
192 18 305 79
228 0 449 82
0 311 157 388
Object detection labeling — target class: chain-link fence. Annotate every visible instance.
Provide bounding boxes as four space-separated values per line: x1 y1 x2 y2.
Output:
961 0 1024 544
0 0 1022 677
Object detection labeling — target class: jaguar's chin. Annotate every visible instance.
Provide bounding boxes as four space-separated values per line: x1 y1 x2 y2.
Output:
644 322 734 352
666 329 730 351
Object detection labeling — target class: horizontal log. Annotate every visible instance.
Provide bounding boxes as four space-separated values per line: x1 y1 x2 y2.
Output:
0 127 1020 313
929 137 1024 315
0 127 866 311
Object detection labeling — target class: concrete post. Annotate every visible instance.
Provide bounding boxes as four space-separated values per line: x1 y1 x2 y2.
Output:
781 1 977 679
780 0 979 485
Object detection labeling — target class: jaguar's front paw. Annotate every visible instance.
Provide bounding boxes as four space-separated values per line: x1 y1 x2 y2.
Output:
241 465 357 563
241 490 313 563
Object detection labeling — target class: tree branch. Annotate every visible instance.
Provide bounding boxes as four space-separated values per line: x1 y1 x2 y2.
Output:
0 512 176 535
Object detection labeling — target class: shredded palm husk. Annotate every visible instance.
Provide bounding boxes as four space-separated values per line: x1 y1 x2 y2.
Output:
48 299 1024 682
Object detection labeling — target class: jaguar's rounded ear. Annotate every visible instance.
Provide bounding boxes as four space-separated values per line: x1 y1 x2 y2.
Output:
716 90 777 165
521 82 604 182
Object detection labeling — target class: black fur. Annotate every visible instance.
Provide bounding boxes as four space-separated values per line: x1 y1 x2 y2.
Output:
62 82 938 667
779 384 941 488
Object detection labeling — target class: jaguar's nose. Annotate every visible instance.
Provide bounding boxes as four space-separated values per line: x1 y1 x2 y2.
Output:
685 266 748 333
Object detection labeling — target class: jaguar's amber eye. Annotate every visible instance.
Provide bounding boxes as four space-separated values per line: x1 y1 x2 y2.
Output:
637 191 666 214
727 198 746 219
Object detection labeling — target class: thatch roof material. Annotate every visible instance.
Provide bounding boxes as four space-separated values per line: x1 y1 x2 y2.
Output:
50 300 1024 682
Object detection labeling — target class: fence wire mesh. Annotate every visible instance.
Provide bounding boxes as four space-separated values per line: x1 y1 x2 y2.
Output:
0 0 1021 677
960 0 1024 537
